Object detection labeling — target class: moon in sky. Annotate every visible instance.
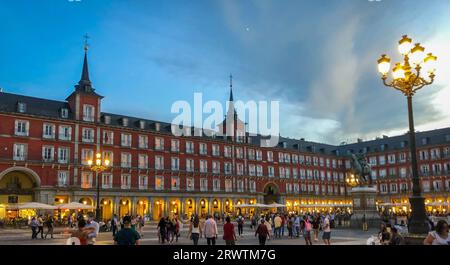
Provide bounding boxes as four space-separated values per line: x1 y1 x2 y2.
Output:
245 27 250 31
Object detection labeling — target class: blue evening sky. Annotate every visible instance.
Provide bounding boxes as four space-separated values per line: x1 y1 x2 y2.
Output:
1 0 450 144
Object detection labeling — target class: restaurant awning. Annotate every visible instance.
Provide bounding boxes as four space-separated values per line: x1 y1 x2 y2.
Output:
57 202 95 210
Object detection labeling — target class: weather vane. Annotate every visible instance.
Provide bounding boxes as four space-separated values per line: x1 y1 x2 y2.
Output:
83 33 90 51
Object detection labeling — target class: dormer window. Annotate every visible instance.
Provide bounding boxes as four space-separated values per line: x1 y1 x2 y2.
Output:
155 123 161 132
83 105 95 122
421 137 429 145
60 108 69 119
184 127 191 136
122 118 129 127
446 135 450 142
17 102 26 113
139 120 145 130
104 115 111 125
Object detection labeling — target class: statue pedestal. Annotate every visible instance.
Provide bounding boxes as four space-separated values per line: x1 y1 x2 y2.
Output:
350 186 381 230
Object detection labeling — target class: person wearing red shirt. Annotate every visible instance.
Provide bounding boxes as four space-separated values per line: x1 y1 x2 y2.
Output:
223 216 237 245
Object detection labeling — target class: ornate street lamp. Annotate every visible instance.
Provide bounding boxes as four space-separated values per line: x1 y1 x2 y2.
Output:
345 172 360 187
87 152 110 222
377 35 437 235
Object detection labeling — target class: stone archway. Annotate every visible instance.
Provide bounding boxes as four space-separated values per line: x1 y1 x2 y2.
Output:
0 167 41 205
263 182 280 204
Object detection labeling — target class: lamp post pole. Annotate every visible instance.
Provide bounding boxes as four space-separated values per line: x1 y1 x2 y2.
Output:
377 35 437 236
88 152 110 223
96 171 101 222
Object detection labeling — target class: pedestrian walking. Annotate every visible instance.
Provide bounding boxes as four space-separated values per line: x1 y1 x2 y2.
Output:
157 217 167 244
204 215 218 246
37 215 44 239
44 215 54 239
112 214 118 237
255 219 269 245
70 219 95 245
273 214 282 239
265 216 273 241
223 216 237 245
237 215 244 237
312 215 320 242
86 213 99 245
322 215 332 245
30 217 39 239
302 215 313 245
114 216 141 245
188 215 202 245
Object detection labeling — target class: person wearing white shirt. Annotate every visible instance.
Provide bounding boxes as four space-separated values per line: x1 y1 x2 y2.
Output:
204 215 218 245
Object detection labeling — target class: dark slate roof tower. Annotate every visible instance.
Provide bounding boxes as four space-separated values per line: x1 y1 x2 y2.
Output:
66 37 103 122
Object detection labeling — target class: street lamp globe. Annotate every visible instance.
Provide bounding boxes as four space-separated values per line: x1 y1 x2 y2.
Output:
398 35 413 55
423 53 437 74
392 63 406 80
377 54 391 75
409 43 425 65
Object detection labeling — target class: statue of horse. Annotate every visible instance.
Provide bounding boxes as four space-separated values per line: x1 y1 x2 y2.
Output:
350 154 372 186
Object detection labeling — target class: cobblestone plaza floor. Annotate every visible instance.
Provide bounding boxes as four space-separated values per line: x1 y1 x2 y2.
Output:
0 222 376 245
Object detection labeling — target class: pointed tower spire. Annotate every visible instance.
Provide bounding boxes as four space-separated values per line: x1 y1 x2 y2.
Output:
75 34 94 93
229 74 234 102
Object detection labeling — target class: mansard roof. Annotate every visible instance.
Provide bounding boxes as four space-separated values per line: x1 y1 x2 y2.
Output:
1 91 450 156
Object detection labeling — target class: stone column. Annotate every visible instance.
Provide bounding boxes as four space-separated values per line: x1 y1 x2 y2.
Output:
148 196 154 220
208 198 213 215
132 196 137 216
114 197 120 216
164 197 169 217
180 197 184 217
195 198 200 215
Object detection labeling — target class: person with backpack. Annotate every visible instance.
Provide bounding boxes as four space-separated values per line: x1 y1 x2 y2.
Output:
255 219 269 245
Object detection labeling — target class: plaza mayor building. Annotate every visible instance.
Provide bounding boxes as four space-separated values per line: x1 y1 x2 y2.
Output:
0 49 449 221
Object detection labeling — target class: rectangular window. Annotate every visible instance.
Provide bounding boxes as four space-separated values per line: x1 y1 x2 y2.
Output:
199 143 207 155
186 159 194 172
121 153 132 168
121 174 131 189
60 108 69 118
390 184 397 193
225 179 232 192
236 147 243 159
155 137 164 150
171 139 180 152
17 102 26 113
58 147 69 164
237 180 244 192
103 131 114 145
171 176 180 191
81 149 93 165
59 125 72 141
82 128 94 143
138 175 148 190
380 184 387 193
103 151 113 166
83 104 95 122
186 141 194 154
224 146 232 158
400 167 407 178
15 120 29 136
155 176 164 190
378 155 386 165
213 179 220 191
248 164 256 176
212 161 220 174
81 172 93 189
419 150 429 160
225 162 232 175
102 173 113 189
212 144 220 156
268 166 274 177
58 171 69 187
267 151 273 162
121 133 132 147
237 163 244 175
171 157 179 171
186 177 195 191
257 165 263 177
138 154 148 169
249 180 256 192
200 160 208 173
388 154 396 164
42 123 55 139
155 156 164 170
200 178 208 191
42 146 54 162
138 135 148 149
